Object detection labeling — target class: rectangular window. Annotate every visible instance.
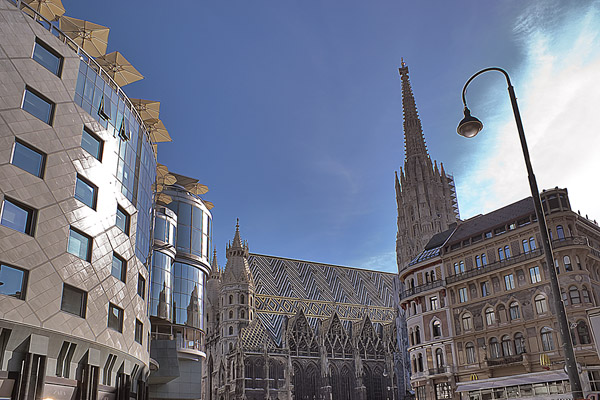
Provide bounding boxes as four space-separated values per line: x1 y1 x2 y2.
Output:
22 87 54 124
11 140 46 178
0 263 28 300
61 284 87 318
115 206 129 235
81 127 103 161
137 274 145 299
75 175 97 209
481 281 490 297
504 274 515 290
135 319 143 344
429 296 439 311
111 253 126 282
1 198 36 236
529 266 541 283
459 287 468 303
108 303 123 332
67 227 91 261
32 39 63 76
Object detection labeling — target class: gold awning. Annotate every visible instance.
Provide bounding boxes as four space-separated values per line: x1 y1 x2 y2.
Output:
59 16 109 57
130 99 160 120
23 0 65 21
144 118 172 143
96 51 144 87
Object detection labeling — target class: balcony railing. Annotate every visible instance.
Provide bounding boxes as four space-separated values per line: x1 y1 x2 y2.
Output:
447 248 543 284
486 354 523 367
400 280 444 300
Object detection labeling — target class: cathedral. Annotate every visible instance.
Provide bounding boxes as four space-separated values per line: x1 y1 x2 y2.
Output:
202 222 399 400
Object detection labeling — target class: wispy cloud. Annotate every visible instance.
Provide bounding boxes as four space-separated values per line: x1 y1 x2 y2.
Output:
356 250 397 273
458 2 600 223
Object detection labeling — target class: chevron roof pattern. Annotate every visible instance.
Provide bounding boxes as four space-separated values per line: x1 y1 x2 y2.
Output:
248 254 396 343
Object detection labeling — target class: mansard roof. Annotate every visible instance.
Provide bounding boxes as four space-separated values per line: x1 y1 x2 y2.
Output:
247 254 396 345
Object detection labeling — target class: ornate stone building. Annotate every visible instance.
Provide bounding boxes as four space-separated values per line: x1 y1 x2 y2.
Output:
399 188 600 400
203 223 399 400
395 61 459 271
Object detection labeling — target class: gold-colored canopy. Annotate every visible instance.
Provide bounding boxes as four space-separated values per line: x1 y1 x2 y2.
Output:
59 16 109 58
154 167 213 209
96 51 144 87
130 99 160 121
23 0 65 21
203 201 214 210
156 193 172 205
144 118 172 143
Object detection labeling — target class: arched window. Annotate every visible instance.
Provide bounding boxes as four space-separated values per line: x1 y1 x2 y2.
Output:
412 357 417 373
509 302 520 320
557 225 565 239
541 327 554 351
582 286 591 303
514 332 525 354
562 289 569 305
409 329 414 346
497 304 506 323
489 338 500 359
229 342 233 351
229 295 233 304
481 253 487 266
240 309 245 319
476 255 481 268
425 272 430 283
415 326 421 344
435 348 444 368
417 353 423 372
432 320 442 337
465 342 476 364
250 297 253 306
240 294 245 304
431 270 436 281
577 321 591 344
462 314 473 331
485 308 495 326
228 326 233 336
412 302 417 315
529 237 536 250
504 245 511 258
501 335 513 356
498 248 505 261
522 239 530 253
410 279 415 289
229 310 233 319
569 286 581 304
564 256 572 271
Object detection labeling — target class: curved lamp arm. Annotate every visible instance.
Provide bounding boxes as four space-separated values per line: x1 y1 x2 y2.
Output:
461 67 512 108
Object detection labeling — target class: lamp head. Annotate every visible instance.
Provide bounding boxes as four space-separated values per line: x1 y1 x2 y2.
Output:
457 107 483 138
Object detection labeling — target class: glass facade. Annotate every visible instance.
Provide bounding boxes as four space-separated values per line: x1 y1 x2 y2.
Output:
150 250 173 321
173 262 205 330
74 60 156 265
154 211 177 247
166 199 211 261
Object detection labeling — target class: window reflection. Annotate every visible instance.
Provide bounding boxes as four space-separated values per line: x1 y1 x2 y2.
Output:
150 251 173 321
173 262 205 330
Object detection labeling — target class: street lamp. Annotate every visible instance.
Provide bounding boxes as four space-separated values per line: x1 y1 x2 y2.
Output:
457 67 584 399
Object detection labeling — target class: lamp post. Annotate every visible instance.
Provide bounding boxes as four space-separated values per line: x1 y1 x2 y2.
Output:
457 67 584 399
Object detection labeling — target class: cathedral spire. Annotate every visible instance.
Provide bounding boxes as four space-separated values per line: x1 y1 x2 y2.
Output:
398 61 429 163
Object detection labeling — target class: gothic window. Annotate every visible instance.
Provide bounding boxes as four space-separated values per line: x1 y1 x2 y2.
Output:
435 348 444 368
228 326 233 336
462 314 473 331
509 302 520 320
564 256 573 271
305 364 319 400
534 295 548 314
417 353 423 372
489 337 500 359
465 342 476 364
501 335 513 356
569 286 581 304
292 363 303 400
409 329 414 346
557 225 565 239
577 321 591 344
425 272 430 283
576 255 582 270
497 304 506 323
412 357 417 373
228 295 233 304
514 332 525 354
541 327 554 351
432 320 442 337
485 308 495 326
240 309 245 318
415 326 421 344
240 294 245 304
341 366 352 398
228 310 233 319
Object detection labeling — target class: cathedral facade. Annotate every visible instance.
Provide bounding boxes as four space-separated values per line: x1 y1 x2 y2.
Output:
203 223 399 400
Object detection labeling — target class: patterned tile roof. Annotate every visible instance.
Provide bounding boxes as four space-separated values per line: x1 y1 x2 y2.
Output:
248 254 396 344
239 318 278 352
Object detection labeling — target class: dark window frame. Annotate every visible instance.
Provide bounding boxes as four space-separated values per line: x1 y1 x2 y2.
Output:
108 303 124 333
60 283 87 318
137 274 146 299
11 139 46 178
81 127 104 161
67 227 92 262
0 262 28 300
22 86 55 125
75 174 98 210
32 38 63 77
115 205 130 235
111 253 127 283
1 197 37 236
135 319 143 344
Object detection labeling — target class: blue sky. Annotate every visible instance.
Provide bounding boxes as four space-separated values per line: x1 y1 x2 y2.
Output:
65 0 600 273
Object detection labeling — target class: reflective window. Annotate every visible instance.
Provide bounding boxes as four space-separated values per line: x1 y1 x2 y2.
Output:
556 225 565 239
154 214 176 246
462 314 472 331
529 266 541 284
67 228 91 261
111 253 126 282
504 274 515 290
489 337 500 359
0 263 27 300
465 342 476 364
138 274 146 299
509 302 520 320
541 327 554 351
115 206 129 235
522 239 530 253
577 321 591 345
485 308 495 326
502 335 513 356
149 251 173 320
1 198 36 236
535 295 548 314
564 256 572 272
22 87 54 124
61 284 86 318
529 237 536 250
108 303 123 332
11 140 45 178
429 296 439 310
569 286 581 304
135 319 143 344
173 262 205 329
81 127 103 161
459 287 468 303
32 39 62 76
75 175 97 209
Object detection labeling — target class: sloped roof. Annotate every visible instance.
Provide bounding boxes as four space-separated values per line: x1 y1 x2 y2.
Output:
239 318 278 352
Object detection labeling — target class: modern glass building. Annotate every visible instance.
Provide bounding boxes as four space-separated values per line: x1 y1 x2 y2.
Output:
0 1 158 398
149 183 212 400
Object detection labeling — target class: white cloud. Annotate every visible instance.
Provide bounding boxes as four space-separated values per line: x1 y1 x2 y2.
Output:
458 3 600 223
